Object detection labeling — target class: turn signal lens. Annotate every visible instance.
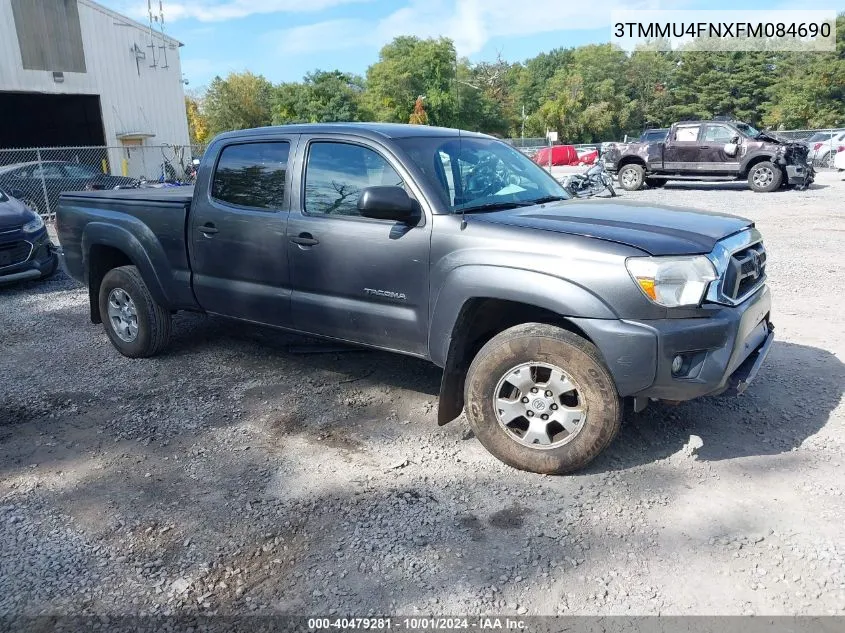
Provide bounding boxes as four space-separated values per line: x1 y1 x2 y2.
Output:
635 277 657 300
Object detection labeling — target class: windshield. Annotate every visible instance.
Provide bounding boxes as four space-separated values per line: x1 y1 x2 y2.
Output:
734 122 762 138
394 136 569 213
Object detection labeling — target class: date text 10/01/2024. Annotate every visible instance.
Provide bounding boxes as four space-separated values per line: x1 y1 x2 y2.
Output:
307 617 528 630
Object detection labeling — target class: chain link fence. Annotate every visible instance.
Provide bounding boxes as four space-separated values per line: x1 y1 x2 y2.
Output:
0 145 206 219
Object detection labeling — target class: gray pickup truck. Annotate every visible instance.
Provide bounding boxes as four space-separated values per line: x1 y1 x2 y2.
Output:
56 123 773 475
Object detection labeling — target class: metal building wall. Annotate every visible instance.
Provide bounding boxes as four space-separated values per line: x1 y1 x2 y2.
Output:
0 0 190 157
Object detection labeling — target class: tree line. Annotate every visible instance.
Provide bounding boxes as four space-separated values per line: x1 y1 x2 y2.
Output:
186 14 844 146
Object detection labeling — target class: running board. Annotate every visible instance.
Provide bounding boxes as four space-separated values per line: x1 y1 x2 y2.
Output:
648 175 738 181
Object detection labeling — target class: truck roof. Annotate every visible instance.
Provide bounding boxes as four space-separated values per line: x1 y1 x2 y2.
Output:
213 122 493 142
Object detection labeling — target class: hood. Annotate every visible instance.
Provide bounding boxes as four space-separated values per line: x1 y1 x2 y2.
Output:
470 199 752 255
0 192 37 231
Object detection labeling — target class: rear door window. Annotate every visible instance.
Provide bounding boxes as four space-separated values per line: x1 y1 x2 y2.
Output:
211 142 290 211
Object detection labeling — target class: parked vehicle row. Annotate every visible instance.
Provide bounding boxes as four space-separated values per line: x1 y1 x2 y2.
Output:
56 122 773 476
803 130 845 168
0 161 138 216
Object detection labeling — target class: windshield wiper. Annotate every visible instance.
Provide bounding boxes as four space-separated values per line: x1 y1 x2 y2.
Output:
457 196 569 214
456 201 530 214
526 195 568 205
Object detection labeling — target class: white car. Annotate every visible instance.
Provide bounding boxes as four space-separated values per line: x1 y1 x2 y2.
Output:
807 130 845 167
834 146 845 170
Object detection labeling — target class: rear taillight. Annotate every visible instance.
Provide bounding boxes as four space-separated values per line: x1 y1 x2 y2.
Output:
813 142 823 150
837 146 845 153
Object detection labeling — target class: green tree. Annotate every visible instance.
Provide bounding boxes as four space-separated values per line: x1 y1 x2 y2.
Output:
185 95 210 144
535 44 631 142
272 70 368 124
512 48 573 118
204 71 274 135
365 36 458 126
665 50 776 126
762 15 845 129
624 49 675 134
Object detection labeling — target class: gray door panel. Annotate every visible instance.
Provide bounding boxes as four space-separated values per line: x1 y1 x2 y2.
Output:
189 136 299 326
286 135 432 355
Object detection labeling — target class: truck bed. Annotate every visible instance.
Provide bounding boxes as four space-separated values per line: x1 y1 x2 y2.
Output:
57 185 199 313
60 185 195 205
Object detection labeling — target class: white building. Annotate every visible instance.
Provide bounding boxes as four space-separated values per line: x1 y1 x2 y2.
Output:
0 0 191 177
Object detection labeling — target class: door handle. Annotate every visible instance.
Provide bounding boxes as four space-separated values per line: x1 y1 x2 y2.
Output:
291 233 319 246
699 145 711 149
198 223 218 235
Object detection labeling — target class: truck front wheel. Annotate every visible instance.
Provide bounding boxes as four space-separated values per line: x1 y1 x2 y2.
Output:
617 164 645 191
98 265 172 358
464 323 622 475
748 161 783 192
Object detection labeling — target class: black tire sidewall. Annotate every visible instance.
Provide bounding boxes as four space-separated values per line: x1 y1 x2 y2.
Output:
464 325 621 475
618 165 644 191
98 267 156 358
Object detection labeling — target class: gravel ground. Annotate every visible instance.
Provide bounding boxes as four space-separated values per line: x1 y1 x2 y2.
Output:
1 171 844 618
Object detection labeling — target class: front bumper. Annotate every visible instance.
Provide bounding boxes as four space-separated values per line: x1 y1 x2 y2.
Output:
785 163 814 187
572 285 773 401
0 229 57 284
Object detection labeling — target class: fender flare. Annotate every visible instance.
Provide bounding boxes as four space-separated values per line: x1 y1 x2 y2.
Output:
739 151 777 175
429 266 618 425
428 266 617 366
81 221 172 308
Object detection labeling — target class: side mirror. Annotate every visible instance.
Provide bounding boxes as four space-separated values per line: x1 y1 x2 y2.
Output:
357 186 419 223
724 142 738 157
9 188 25 199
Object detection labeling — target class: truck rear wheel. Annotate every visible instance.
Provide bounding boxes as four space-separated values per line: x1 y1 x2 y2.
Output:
464 323 622 475
748 161 783 192
618 164 645 191
98 265 171 358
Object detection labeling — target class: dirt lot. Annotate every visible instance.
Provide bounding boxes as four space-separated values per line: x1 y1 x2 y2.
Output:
1 171 844 618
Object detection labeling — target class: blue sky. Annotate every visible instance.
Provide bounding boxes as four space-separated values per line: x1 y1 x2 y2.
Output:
101 0 841 90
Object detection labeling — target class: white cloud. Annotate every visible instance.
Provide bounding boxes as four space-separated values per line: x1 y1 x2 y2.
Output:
268 0 676 58
125 0 372 22
271 19 372 55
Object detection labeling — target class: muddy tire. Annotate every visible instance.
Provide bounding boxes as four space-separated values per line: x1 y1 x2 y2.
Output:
617 164 645 191
748 161 783 192
98 265 171 358
464 323 622 475
645 178 667 188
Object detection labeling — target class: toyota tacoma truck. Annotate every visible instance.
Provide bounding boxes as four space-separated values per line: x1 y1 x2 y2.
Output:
56 123 774 475
604 119 813 192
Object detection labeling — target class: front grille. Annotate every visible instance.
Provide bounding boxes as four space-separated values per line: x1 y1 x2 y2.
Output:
0 240 32 269
722 242 766 302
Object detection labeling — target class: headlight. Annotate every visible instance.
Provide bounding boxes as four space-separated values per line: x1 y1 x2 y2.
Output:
22 214 45 234
626 255 717 307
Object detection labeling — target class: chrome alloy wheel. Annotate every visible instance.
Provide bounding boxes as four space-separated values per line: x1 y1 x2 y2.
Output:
493 362 586 449
620 168 639 188
752 165 775 188
107 287 139 342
